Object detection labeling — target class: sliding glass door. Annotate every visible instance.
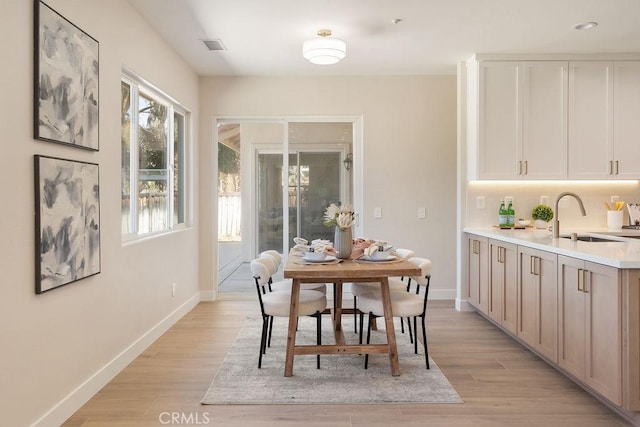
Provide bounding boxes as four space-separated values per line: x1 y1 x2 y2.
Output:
217 119 355 279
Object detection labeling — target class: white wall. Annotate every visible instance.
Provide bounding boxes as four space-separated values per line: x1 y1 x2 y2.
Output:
0 1 200 425
198 76 458 300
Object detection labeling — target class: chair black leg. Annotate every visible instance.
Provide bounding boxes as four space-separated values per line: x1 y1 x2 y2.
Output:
413 316 418 354
407 316 414 344
316 312 322 369
267 315 274 348
354 296 358 334
400 317 405 334
259 316 269 368
364 313 375 369
421 315 430 369
359 312 366 344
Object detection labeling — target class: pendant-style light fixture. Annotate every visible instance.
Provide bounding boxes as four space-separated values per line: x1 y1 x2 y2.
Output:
302 29 346 65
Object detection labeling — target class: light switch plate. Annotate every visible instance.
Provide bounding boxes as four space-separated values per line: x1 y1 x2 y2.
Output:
476 196 485 209
504 196 513 205
611 195 620 204
418 207 426 219
540 195 549 206
374 207 382 219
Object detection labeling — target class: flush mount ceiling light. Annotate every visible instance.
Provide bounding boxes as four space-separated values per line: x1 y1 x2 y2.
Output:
573 21 598 30
302 29 346 65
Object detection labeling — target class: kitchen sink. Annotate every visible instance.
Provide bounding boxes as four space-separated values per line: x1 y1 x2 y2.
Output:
559 235 622 243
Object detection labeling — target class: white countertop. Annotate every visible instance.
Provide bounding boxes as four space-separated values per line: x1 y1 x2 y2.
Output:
464 227 640 268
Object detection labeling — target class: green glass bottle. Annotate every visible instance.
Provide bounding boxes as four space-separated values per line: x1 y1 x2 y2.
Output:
507 201 515 227
499 201 507 226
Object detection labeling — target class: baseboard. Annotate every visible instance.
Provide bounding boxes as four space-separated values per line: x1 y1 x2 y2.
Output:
429 288 456 300
32 293 201 427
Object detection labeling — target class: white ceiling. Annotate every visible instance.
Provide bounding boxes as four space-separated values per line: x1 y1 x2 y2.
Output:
127 0 640 76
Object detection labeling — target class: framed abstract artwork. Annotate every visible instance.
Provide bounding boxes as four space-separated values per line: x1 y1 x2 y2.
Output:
34 0 99 150
35 155 101 294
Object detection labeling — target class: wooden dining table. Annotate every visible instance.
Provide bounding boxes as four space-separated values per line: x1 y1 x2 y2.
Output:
282 252 421 377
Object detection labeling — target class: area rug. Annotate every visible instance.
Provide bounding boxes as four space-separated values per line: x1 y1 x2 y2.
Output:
201 316 463 405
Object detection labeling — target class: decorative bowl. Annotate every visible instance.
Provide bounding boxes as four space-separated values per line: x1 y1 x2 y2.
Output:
304 251 328 261
518 219 531 226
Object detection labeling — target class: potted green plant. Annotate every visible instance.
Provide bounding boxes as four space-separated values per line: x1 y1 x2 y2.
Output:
532 205 554 229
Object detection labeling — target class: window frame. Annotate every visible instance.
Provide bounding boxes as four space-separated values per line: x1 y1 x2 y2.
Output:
121 69 191 242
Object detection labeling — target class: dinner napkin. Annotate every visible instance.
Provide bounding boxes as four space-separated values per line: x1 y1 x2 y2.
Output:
364 245 379 257
293 237 308 246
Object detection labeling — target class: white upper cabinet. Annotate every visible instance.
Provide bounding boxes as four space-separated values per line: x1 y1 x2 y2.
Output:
522 61 568 179
467 55 640 181
476 61 521 179
468 59 568 180
567 61 614 179
613 61 640 179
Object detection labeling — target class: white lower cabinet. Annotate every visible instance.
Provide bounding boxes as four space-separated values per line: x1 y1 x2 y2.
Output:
488 239 517 333
557 256 622 405
517 246 558 363
467 235 489 314
466 233 640 411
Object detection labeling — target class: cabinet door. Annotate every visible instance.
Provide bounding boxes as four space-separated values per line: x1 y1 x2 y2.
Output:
536 250 558 363
558 256 586 379
522 61 568 179
585 262 622 405
613 61 640 179
478 62 522 179
488 240 504 323
468 235 489 314
501 243 518 334
518 247 558 362
517 247 538 346
568 61 614 179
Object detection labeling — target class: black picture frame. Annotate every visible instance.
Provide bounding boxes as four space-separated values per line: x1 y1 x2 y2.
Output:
34 0 99 151
35 155 101 294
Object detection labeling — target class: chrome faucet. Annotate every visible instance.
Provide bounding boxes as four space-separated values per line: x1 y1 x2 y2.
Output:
553 192 587 239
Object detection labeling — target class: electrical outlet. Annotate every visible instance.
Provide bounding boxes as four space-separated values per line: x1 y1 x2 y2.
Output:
476 196 485 209
504 196 513 205
172 282 176 297
540 196 549 206
611 195 620 204
418 207 426 219
374 207 382 219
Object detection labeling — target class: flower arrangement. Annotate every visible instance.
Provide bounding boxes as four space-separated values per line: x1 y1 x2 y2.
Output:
532 204 554 222
323 203 355 230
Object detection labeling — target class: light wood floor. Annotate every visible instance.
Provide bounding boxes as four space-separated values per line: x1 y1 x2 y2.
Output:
65 298 634 426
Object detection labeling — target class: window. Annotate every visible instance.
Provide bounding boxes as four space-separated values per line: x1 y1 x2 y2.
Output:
121 71 189 238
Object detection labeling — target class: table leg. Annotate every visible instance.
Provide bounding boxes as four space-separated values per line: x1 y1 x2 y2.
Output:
380 277 400 376
284 278 301 377
334 280 343 331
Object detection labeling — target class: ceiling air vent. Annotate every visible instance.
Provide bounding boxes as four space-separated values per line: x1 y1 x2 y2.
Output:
203 39 226 51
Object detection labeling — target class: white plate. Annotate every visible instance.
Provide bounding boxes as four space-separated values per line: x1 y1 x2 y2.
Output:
302 255 336 263
363 255 397 262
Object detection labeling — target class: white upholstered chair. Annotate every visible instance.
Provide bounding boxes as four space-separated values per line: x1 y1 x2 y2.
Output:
349 248 415 335
250 258 327 369
259 251 327 294
358 256 432 369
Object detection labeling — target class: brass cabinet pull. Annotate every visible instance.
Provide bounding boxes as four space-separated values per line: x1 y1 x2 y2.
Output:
577 268 584 292
535 256 540 276
615 160 619 175
518 161 522 175
609 160 614 175
524 160 528 175
583 269 589 293
530 256 535 275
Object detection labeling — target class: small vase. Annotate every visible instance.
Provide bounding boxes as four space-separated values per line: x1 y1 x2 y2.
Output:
334 226 353 259
534 219 548 229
